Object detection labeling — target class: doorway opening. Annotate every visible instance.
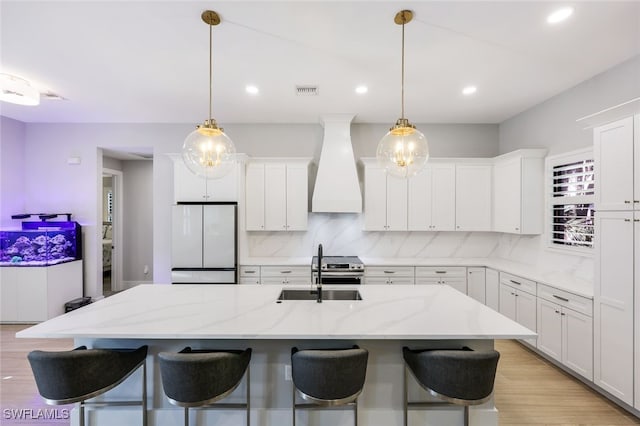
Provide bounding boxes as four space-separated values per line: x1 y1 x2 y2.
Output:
102 169 122 296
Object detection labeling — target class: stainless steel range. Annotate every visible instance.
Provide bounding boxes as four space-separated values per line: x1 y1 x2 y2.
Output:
311 255 364 285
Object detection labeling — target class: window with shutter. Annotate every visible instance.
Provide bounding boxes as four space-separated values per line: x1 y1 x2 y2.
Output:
546 149 595 253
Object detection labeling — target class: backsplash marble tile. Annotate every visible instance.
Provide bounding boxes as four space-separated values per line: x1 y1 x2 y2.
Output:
247 213 500 258
494 233 594 282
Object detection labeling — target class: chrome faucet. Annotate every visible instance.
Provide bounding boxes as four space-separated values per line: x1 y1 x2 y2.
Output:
316 244 323 303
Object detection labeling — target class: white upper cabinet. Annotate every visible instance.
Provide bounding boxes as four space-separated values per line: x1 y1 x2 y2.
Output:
245 158 311 231
493 149 546 234
408 163 456 231
594 115 637 211
171 154 239 203
245 163 266 230
363 161 408 231
455 163 492 231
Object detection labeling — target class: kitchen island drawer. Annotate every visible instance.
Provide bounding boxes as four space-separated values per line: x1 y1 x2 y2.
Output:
538 283 592 316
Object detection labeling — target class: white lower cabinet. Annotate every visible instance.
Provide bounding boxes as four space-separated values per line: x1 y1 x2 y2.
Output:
499 273 537 347
415 267 467 294
239 266 261 284
0 261 83 322
594 210 635 405
485 268 500 311
467 267 486 303
364 266 414 285
536 291 593 381
260 266 311 285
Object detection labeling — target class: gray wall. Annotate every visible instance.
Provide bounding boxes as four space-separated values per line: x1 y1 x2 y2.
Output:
499 55 640 155
0 116 26 229
122 160 153 283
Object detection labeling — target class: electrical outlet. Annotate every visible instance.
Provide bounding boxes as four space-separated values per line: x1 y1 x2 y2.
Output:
143 265 149 275
284 365 292 381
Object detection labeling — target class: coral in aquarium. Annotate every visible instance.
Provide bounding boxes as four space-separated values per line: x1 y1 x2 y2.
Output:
1 232 75 265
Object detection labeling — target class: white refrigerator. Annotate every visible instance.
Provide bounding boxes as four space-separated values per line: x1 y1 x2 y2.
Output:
171 202 237 283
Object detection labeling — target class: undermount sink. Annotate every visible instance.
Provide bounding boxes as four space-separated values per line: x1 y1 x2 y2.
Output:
277 289 362 301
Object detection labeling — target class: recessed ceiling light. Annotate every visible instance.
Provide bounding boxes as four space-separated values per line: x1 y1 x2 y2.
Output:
245 85 259 95
355 85 368 94
0 73 40 106
462 86 477 96
547 7 574 24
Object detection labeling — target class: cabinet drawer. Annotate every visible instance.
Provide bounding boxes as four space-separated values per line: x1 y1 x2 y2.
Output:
538 283 592 316
500 272 536 296
416 266 466 278
387 276 415 285
239 277 261 285
239 266 260 277
365 266 415 277
261 276 311 285
364 277 391 285
261 266 310 277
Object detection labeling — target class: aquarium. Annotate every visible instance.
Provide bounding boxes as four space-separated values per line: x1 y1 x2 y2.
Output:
0 221 82 267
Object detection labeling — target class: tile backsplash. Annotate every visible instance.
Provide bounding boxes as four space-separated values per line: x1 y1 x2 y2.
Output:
246 213 594 282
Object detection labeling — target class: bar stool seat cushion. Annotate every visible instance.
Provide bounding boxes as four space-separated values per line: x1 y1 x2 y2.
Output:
158 347 251 406
291 347 368 401
402 347 499 403
28 346 148 404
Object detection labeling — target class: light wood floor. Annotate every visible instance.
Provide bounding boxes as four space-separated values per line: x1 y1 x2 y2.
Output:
1 324 639 425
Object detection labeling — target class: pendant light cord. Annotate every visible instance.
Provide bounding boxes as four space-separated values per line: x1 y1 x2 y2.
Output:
401 18 405 120
209 21 213 122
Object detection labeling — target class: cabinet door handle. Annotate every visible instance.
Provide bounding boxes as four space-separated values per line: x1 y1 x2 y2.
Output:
635 200 640 203
281 270 292 274
560 313 566 316
624 200 632 204
555 310 560 314
435 271 447 274
245 271 255 274
635 219 640 222
384 270 396 274
509 280 521 285
625 219 631 222
552 295 569 302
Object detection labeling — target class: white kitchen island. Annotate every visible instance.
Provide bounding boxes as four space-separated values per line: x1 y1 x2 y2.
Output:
18 284 535 426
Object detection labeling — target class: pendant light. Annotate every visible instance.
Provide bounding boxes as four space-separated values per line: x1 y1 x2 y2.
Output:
376 10 429 179
182 10 236 179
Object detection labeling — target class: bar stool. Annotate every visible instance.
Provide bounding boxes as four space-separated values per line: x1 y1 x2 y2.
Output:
27 345 148 426
402 346 500 426
158 347 252 426
291 345 368 426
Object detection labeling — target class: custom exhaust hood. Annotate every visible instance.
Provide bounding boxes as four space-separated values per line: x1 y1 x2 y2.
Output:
312 114 362 213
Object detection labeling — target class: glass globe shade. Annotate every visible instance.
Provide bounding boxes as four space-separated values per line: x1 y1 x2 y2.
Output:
376 125 429 178
182 125 236 179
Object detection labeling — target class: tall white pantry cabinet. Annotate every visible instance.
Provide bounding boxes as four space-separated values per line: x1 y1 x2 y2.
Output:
593 113 640 408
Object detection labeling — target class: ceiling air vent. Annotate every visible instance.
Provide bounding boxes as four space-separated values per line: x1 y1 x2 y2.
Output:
296 85 319 96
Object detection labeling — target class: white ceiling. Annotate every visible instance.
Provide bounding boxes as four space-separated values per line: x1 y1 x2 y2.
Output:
1 1 639 125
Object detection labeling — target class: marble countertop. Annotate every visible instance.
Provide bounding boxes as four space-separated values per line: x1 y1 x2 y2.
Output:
17 284 534 340
241 256 593 299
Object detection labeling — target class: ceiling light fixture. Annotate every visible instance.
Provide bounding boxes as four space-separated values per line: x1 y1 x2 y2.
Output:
246 85 259 95
547 7 574 24
355 85 368 94
181 10 236 180
376 10 428 179
0 73 40 106
462 86 477 95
